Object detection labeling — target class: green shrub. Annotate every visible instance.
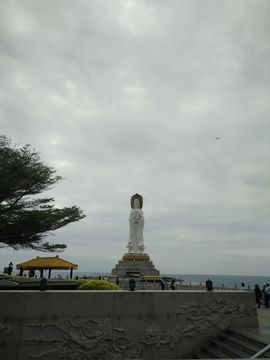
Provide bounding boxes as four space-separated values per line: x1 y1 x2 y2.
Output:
76 279 88 287
64 278 77 281
77 279 121 290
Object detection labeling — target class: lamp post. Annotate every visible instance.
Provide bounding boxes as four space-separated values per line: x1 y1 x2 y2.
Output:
205 278 213 291
129 277 136 291
8 262 13 275
40 277 47 291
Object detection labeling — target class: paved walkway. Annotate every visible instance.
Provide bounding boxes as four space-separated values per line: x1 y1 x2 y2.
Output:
237 307 270 344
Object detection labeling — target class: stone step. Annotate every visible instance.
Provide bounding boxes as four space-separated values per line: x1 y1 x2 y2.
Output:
211 338 250 358
193 328 270 359
193 350 214 359
228 328 270 354
198 345 228 359
219 333 269 357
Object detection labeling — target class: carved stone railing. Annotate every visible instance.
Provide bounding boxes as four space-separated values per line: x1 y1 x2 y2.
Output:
83 276 252 291
119 280 206 291
118 280 254 291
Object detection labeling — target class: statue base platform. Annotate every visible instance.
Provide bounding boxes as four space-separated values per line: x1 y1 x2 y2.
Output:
111 253 160 277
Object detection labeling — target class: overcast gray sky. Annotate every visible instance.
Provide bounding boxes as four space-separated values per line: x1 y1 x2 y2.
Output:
1 0 269 276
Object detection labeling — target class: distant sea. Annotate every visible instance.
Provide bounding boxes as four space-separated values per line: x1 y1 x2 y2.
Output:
163 273 269 289
13 270 269 290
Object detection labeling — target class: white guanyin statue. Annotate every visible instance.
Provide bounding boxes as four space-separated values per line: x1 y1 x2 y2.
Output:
126 193 145 254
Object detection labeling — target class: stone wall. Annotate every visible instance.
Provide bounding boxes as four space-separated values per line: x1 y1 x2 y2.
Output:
0 290 258 360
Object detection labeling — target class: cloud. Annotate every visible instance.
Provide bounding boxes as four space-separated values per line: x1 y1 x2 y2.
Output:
0 0 269 277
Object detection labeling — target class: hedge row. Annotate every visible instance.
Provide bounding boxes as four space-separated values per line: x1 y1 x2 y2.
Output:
77 279 121 290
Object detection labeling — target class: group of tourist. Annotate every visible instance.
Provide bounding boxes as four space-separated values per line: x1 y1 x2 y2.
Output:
239 283 269 309
248 283 269 309
239 283 270 309
159 278 176 290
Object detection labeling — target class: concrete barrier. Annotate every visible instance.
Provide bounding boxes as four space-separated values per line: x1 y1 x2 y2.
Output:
0 290 258 360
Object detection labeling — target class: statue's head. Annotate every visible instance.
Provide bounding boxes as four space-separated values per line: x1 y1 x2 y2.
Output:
133 199 140 209
130 193 143 209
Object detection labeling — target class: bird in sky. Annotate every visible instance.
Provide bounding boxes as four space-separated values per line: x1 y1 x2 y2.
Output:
215 137 220 140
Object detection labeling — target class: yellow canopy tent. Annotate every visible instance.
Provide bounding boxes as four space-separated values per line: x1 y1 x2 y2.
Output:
16 255 78 279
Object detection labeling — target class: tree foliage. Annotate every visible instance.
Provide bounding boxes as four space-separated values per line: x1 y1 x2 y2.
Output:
0 135 86 252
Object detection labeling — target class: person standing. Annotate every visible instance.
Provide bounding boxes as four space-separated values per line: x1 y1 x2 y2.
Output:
161 278 165 290
262 284 266 306
265 284 270 308
239 283 245 290
254 284 261 308
170 279 175 290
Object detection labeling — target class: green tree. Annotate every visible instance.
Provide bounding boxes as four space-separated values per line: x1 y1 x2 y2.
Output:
0 135 86 252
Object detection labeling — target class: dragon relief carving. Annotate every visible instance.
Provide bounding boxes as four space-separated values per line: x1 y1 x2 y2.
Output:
141 298 256 348
23 298 256 356
24 318 144 359
141 323 181 349
0 322 13 335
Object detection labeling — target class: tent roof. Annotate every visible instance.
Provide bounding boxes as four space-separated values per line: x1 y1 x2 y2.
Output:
16 256 78 270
